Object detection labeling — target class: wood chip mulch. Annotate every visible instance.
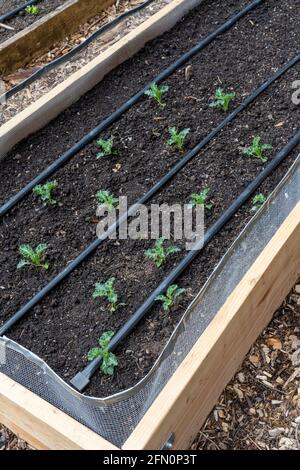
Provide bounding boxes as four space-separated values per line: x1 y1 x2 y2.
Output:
1 281 300 450
191 281 300 450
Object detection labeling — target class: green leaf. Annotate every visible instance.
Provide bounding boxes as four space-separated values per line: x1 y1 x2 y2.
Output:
144 83 169 107
210 88 235 113
167 127 190 151
17 259 29 269
87 347 101 361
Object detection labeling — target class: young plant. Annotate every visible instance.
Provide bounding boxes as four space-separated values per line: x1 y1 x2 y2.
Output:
155 284 186 312
167 127 190 151
188 188 213 210
242 136 272 163
33 180 58 206
25 5 40 14
145 238 181 268
209 88 236 113
88 331 118 376
251 193 266 212
96 190 118 210
144 83 169 107
96 136 117 159
93 277 119 313
17 244 49 270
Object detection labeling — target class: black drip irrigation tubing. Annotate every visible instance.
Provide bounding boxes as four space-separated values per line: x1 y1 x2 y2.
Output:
0 0 41 23
2 0 156 101
0 52 298 339
71 129 300 391
0 0 262 219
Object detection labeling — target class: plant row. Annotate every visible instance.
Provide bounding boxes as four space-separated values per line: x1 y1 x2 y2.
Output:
13 83 271 377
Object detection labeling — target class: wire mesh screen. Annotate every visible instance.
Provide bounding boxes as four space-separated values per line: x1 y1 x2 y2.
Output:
0 157 299 447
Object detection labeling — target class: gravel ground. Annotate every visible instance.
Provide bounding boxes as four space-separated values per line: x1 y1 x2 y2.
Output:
2 281 299 450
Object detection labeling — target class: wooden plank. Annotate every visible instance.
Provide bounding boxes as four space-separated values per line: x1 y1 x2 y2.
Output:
0 0 115 75
0 0 203 159
0 372 119 450
123 202 300 450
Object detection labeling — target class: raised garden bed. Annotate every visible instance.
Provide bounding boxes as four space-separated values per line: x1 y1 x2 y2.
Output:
0 0 116 74
0 0 300 450
0 0 165 108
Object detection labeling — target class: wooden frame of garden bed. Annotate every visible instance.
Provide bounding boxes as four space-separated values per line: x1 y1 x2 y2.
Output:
0 0 204 159
1 201 299 450
0 0 116 75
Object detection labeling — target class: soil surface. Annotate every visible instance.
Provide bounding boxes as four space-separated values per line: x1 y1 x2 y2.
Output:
0 0 299 398
0 0 67 44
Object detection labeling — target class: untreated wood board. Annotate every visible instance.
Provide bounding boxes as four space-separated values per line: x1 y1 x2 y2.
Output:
0 0 115 75
123 202 300 450
0 0 203 158
0 373 118 450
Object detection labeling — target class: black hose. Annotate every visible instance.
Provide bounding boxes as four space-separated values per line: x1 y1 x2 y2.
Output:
0 51 298 340
0 0 41 23
2 0 156 101
0 0 262 219
70 128 300 391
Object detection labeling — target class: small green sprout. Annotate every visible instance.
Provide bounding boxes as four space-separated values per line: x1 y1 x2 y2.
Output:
145 238 181 268
188 188 213 210
144 83 169 107
17 244 49 270
93 277 119 313
155 284 186 312
209 88 236 113
167 127 190 151
96 136 117 159
96 190 118 210
25 5 40 14
242 136 273 163
251 193 266 212
33 180 58 206
88 331 118 376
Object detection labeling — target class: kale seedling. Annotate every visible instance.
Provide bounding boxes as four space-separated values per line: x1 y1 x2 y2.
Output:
156 284 186 312
88 331 118 376
93 277 119 313
96 136 117 159
242 136 272 163
25 5 40 14
144 83 169 107
167 127 190 151
17 244 49 270
145 238 181 268
188 188 213 210
251 193 266 212
96 190 118 210
209 88 236 113
33 180 58 206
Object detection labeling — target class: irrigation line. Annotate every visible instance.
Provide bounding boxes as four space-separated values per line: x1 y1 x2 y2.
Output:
2 0 156 101
0 52 298 339
70 128 300 391
0 0 41 23
0 0 262 219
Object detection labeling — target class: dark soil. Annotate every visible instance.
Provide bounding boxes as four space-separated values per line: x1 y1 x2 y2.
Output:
0 0 67 44
0 0 299 398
